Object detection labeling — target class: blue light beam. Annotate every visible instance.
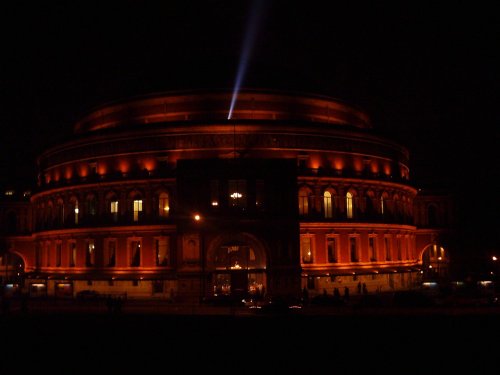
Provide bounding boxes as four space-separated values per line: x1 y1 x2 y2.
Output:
228 0 265 120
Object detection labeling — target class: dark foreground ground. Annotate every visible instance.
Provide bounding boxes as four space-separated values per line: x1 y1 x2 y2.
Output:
1 298 500 374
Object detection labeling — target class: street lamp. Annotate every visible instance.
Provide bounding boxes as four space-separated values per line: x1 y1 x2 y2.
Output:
492 256 498 291
194 213 205 303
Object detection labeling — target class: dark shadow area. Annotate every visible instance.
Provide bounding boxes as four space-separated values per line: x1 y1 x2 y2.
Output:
1 311 500 374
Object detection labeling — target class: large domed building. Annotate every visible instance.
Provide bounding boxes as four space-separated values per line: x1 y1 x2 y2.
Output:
0 89 453 301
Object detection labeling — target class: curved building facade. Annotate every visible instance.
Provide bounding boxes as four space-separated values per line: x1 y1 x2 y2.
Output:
0 89 452 301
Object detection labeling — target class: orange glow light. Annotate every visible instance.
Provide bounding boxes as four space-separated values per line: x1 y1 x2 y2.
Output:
65 166 73 180
97 162 107 176
118 160 130 174
353 158 363 172
141 158 157 172
333 157 344 171
383 163 391 176
78 164 89 178
309 155 320 169
53 169 61 182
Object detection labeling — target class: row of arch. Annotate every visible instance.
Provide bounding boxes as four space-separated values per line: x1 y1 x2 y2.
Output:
298 185 414 223
33 187 173 230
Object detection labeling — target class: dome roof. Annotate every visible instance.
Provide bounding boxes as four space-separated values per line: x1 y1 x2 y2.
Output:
74 89 372 134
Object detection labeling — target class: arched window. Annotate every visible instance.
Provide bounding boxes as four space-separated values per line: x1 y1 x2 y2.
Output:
68 197 79 225
86 194 97 217
346 191 354 219
130 240 141 266
155 237 170 266
365 191 375 219
110 199 119 221
380 192 390 217
86 239 95 267
394 194 403 219
105 193 118 223
130 192 143 222
158 192 170 218
298 187 312 216
327 236 338 263
56 199 64 225
323 191 332 218
300 235 313 263
46 200 54 227
105 192 119 222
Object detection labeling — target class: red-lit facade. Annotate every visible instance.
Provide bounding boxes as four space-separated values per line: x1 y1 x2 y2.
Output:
0 89 452 300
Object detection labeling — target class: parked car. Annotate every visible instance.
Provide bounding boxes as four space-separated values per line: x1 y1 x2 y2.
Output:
255 295 303 314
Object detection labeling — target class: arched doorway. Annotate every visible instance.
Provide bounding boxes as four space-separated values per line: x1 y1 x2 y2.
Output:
421 243 449 282
0 251 26 295
207 233 267 300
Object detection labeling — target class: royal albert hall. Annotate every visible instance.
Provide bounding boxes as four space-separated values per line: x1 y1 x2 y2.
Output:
0 89 452 301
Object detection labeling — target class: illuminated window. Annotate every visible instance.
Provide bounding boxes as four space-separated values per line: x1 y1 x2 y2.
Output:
228 180 246 208
210 180 219 208
346 191 353 219
323 191 332 218
156 238 169 266
86 240 95 267
349 237 358 262
298 187 310 216
327 236 337 263
74 200 79 225
133 199 143 222
301 236 313 263
158 192 169 218
110 200 119 222
380 196 385 215
130 240 141 267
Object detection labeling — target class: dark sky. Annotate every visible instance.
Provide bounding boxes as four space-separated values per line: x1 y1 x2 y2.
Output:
0 1 498 253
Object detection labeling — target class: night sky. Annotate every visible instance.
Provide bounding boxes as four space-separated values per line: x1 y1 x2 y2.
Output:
0 1 498 257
